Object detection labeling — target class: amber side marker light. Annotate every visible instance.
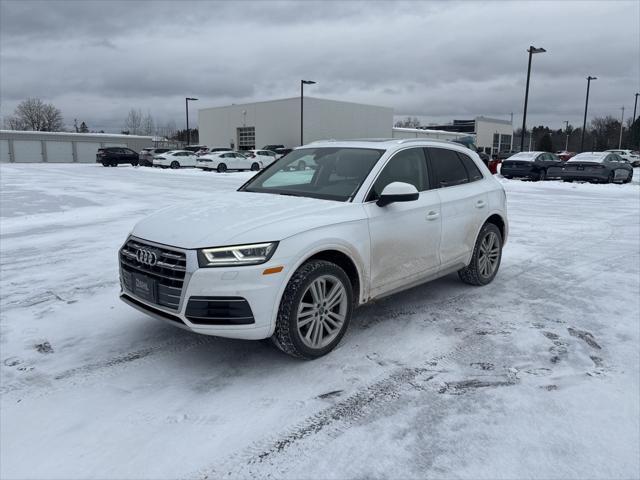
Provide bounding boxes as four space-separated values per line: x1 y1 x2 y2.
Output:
263 266 284 275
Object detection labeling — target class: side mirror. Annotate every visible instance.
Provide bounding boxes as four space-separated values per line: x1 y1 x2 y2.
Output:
376 182 419 207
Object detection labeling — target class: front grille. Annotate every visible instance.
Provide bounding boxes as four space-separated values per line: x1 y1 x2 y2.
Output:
119 239 187 311
185 297 255 325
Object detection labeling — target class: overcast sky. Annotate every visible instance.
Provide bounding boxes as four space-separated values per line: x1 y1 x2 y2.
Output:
1 0 638 133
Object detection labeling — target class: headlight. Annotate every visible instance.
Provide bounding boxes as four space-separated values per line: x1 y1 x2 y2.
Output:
197 242 278 267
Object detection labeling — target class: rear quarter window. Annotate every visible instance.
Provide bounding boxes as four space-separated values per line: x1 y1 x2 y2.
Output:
457 152 484 182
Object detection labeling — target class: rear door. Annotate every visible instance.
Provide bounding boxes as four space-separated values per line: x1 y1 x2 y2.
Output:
426 147 488 269
364 147 441 298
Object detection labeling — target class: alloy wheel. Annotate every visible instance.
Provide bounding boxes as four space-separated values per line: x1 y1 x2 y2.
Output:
296 275 347 349
478 231 500 278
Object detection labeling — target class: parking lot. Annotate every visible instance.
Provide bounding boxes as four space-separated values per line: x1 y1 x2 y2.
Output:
1 164 639 479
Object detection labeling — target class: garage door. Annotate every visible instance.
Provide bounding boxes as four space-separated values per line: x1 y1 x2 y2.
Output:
13 141 43 163
76 142 102 163
45 141 73 163
0 140 9 163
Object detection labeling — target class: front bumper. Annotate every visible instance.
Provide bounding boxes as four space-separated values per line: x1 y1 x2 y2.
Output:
119 237 289 340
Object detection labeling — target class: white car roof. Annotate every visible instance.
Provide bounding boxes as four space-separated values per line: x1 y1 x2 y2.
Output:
568 152 608 162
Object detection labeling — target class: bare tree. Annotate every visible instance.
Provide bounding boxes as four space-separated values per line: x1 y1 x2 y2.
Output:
142 112 155 136
4 98 64 131
124 108 143 135
394 116 421 128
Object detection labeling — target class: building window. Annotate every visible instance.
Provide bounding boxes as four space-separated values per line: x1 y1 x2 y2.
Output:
499 134 512 152
237 127 255 150
492 133 500 153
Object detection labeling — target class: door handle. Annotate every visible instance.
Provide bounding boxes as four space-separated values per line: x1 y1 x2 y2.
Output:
475 200 486 209
426 211 440 221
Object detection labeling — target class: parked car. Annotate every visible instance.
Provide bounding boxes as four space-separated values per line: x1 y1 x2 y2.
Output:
96 147 139 167
244 149 278 167
262 144 285 152
274 147 293 159
196 151 262 172
182 145 208 153
487 150 518 174
500 151 563 181
555 151 576 161
152 150 198 169
139 148 170 166
119 139 508 359
605 149 640 167
548 152 633 183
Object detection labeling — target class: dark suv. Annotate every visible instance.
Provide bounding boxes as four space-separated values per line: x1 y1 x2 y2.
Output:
96 147 139 167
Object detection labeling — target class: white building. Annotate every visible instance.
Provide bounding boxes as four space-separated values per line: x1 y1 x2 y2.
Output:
421 117 513 154
198 97 393 150
0 130 153 163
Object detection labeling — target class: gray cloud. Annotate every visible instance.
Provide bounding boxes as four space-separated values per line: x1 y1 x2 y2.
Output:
1 0 638 133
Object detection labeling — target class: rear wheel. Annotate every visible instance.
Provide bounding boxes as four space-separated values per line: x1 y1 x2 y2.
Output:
217 163 227 173
272 260 353 359
623 171 633 183
131 160 139 167
458 223 503 286
101 161 109 167
537 169 547 181
110 160 118 167
170 161 180 169
251 162 260 171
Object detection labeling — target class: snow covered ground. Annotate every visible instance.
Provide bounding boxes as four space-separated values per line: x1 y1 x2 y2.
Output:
1 164 639 480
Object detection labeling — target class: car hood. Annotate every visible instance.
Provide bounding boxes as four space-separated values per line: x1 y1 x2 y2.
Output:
130 191 364 249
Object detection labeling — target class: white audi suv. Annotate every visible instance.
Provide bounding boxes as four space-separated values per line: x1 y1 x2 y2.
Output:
120 139 508 358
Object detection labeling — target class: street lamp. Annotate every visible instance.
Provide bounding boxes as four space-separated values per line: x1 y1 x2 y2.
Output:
301 80 316 146
580 77 596 151
618 106 625 149
633 93 639 124
185 97 198 146
520 45 546 152
564 120 569 151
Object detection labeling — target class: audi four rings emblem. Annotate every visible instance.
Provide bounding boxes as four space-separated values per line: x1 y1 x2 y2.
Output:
136 248 158 266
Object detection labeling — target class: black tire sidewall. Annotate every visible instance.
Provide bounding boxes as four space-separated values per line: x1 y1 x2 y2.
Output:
218 163 227 173
251 162 260 171
279 262 353 359
171 161 179 169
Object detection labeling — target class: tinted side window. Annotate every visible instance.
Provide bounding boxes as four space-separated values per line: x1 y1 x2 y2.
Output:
457 152 483 182
427 148 469 187
367 148 428 201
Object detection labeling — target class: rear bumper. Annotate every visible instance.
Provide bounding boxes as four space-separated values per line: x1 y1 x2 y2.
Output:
549 169 608 182
500 167 537 178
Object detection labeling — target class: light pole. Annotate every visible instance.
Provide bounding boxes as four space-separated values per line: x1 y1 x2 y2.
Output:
185 97 198 146
618 106 625 149
520 45 546 152
564 120 569 151
300 80 316 146
580 76 596 151
633 93 639 124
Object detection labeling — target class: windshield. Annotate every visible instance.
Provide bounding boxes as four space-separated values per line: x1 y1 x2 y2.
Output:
240 147 384 201
568 153 606 163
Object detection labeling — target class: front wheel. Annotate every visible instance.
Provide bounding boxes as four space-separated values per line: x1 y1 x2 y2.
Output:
251 162 260 171
101 161 109 167
217 163 227 173
536 169 546 181
170 161 180 169
272 260 353 359
458 223 503 286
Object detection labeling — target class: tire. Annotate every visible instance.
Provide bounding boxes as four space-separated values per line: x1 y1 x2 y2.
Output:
563 179 573 183
170 161 180 169
537 169 547 181
458 223 503 286
623 171 633 184
297 160 306 171
101 161 109 167
271 260 353 359
110 160 117 167
217 163 227 173
131 160 139 167
251 162 260 171
503 175 512 179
